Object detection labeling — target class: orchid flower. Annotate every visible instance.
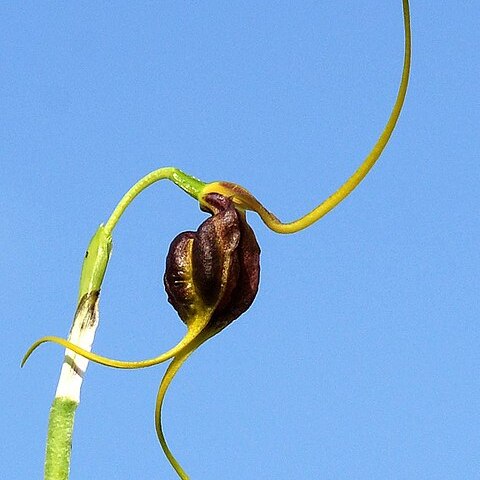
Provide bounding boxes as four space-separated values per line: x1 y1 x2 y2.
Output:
22 2 411 479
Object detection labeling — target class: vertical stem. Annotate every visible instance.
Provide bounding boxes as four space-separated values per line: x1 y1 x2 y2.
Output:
43 227 111 480
44 399 78 480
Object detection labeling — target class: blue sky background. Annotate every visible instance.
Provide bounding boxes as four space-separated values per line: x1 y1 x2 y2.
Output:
2 2 478 479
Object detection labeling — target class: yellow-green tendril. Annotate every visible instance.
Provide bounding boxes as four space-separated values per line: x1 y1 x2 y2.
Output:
21 314 211 370
201 0 411 234
155 330 215 480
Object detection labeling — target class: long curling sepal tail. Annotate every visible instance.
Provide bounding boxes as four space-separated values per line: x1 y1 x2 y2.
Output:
199 0 410 235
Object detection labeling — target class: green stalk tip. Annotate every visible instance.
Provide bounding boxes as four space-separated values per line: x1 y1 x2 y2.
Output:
78 225 112 301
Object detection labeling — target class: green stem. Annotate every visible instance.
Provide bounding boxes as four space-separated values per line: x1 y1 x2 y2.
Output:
43 228 109 480
44 399 78 480
103 167 205 235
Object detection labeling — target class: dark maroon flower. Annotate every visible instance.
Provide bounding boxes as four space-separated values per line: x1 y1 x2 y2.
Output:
164 193 260 333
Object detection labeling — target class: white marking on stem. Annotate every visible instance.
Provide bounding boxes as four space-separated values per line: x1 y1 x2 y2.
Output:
55 292 100 403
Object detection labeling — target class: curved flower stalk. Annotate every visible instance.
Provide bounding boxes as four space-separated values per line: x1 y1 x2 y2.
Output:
23 1 411 479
